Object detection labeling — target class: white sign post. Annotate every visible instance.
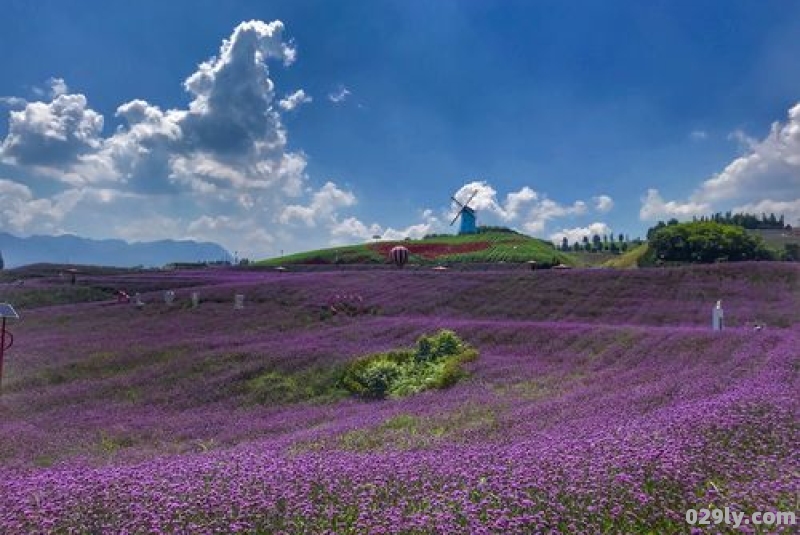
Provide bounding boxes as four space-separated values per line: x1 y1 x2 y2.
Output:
234 294 245 310
164 290 175 306
712 300 724 331
134 293 145 308
191 292 200 308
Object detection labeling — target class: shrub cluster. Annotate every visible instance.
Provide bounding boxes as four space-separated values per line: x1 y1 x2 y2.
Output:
341 330 477 399
646 221 773 263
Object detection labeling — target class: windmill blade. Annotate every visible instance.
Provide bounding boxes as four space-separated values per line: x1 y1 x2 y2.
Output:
450 196 464 208
463 189 479 208
450 207 464 226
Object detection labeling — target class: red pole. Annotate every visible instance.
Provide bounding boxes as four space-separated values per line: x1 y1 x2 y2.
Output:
0 317 5 395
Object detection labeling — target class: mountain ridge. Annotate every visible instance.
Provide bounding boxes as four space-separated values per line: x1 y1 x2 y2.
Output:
0 232 230 268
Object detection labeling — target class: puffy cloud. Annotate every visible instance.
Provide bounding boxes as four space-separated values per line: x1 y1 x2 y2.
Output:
5 21 614 260
503 187 539 220
0 180 82 232
639 189 710 221
181 20 294 156
451 181 538 222
0 178 134 234
694 103 800 204
451 181 503 220
523 199 587 234
113 214 186 243
645 102 800 223
0 93 104 167
0 178 42 232
549 222 613 245
329 209 441 243
593 194 614 213
279 181 357 226
47 77 69 98
0 19 316 252
0 20 323 258
329 217 382 240
380 222 438 241
450 180 592 235
187 215 275 254
279 89 312 111
102 99 183 190
126 19 307 195
328 85 351 104
2 19 305 195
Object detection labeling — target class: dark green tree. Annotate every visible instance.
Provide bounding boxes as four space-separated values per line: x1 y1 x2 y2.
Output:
592 234 602 252
648 221 772 263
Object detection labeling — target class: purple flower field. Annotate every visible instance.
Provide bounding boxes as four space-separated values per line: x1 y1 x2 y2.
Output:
0 263 798 533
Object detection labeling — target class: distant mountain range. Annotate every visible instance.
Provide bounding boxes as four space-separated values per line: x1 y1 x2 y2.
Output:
0 232 230 268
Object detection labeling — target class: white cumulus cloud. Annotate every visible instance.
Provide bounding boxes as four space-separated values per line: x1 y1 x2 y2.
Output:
47 77 69 98
0 19 330 259
450 180 595 235
523 198 587 233
643 102 800 223
593 194 614 213
451 181 539 222
549 222 613 245
329 209 441 244
279 89 312 111
0 93 104 168
639 189 710 221
694 103 800 205
279 181 357 226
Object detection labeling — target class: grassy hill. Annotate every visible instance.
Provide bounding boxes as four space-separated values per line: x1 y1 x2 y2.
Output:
749 228 800 249
602 243 649 268
256 229 576 267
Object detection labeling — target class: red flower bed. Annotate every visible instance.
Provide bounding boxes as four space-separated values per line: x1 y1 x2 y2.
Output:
370 241 491 259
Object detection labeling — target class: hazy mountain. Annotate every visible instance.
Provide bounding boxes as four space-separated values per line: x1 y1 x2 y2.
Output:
0 232 230 268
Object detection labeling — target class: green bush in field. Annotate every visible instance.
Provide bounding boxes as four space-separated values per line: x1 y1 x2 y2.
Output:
341 330 476 399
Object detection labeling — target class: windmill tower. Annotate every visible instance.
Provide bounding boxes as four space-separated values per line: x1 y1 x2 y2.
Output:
451 190 478 235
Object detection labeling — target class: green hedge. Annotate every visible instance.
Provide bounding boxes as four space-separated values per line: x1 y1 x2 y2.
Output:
341 330 477 399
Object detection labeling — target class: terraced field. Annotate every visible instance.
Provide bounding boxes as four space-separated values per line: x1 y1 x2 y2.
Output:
256 230 575 267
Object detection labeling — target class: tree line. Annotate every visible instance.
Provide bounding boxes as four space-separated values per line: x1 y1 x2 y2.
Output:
559 233 640 253
648 212 789 240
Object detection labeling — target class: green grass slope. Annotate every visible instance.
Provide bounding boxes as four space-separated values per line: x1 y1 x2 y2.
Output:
602 244 649 268
256 230 575 266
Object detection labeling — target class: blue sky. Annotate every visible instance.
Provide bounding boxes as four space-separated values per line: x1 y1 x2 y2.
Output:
2 0 800 258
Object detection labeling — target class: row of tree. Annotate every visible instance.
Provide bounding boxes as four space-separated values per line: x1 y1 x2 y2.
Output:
559 233 639 253
693 211 789 230
648 212 790 240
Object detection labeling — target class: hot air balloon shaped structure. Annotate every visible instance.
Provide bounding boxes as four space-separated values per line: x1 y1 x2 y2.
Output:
451 189 479 235
390 245 409 268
